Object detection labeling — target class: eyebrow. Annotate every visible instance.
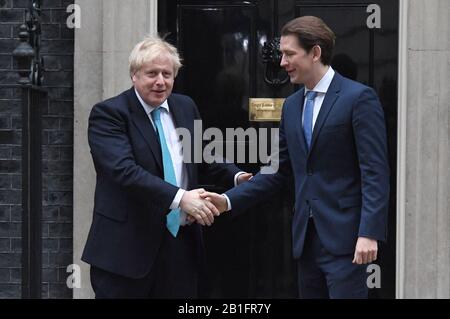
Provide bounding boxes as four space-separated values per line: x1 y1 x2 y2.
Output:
144 68 172 73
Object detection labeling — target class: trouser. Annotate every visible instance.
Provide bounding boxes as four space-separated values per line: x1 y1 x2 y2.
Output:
297 218 368 299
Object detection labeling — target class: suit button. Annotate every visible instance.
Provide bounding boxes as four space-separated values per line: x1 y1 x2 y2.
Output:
307 171 313 176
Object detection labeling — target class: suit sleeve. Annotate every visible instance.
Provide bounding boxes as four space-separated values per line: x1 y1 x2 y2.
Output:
352 87 390 241
88 102 179 211
224 102 293 215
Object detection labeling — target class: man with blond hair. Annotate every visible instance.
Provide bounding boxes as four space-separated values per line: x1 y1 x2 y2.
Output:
82 36 249 298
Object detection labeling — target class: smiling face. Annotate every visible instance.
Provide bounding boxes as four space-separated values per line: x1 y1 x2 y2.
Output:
132 54 175 107
280 34 317 85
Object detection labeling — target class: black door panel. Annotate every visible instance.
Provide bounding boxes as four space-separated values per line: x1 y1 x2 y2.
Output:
159 0 398 298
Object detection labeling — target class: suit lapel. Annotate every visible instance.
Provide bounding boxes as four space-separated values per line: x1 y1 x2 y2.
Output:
167 95 188 131
127 88 163 171
308 73 342 155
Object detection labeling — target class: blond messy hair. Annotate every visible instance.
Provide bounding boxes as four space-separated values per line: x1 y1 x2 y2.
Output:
129 35 182 78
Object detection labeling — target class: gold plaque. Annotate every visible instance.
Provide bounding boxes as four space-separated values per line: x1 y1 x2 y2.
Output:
249 98 284 122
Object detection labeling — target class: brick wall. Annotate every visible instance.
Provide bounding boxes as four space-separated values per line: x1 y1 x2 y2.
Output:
0 0 74 299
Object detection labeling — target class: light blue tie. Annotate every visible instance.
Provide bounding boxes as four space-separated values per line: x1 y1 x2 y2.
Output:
303 91 318 149
151 107 181 237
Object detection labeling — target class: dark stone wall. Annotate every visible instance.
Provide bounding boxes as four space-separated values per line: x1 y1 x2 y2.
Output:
0 0 74 298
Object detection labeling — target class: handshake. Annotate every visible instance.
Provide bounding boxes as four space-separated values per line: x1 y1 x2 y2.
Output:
179 172 252 226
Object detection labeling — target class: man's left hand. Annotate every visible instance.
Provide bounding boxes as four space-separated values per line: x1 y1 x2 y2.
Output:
236 172 253 185
352 237 378 264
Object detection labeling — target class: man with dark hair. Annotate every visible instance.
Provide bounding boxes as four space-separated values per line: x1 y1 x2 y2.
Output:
203 16 390 299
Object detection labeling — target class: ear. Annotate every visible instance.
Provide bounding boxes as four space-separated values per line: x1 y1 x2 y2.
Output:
131 71 138 83
312 45 322 63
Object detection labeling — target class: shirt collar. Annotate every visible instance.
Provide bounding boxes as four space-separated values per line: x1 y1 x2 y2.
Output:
134 88 170 115
304 66 335 96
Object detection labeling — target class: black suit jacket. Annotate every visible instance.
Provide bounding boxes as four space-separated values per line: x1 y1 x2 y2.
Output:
82 88 240 278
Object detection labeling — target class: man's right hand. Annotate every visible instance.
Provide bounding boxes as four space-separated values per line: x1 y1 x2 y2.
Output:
199 192 228 215
179 189 219 226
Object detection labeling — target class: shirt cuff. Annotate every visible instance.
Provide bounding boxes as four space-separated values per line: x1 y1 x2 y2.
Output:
170 188 186 210
234 171 246 186
222 194 232 211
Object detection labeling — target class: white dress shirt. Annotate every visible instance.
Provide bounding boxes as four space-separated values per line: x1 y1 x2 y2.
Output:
302 66 335 129
135 89 187 212
223 66 336 211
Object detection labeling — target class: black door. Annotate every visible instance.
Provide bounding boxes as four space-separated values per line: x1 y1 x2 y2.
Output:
159 0 398 298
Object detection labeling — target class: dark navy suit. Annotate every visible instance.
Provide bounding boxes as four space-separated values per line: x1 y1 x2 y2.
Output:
226 72 390 298
82 88 240 298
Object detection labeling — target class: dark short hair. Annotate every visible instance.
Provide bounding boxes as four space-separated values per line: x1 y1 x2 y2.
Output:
281 16 336 65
